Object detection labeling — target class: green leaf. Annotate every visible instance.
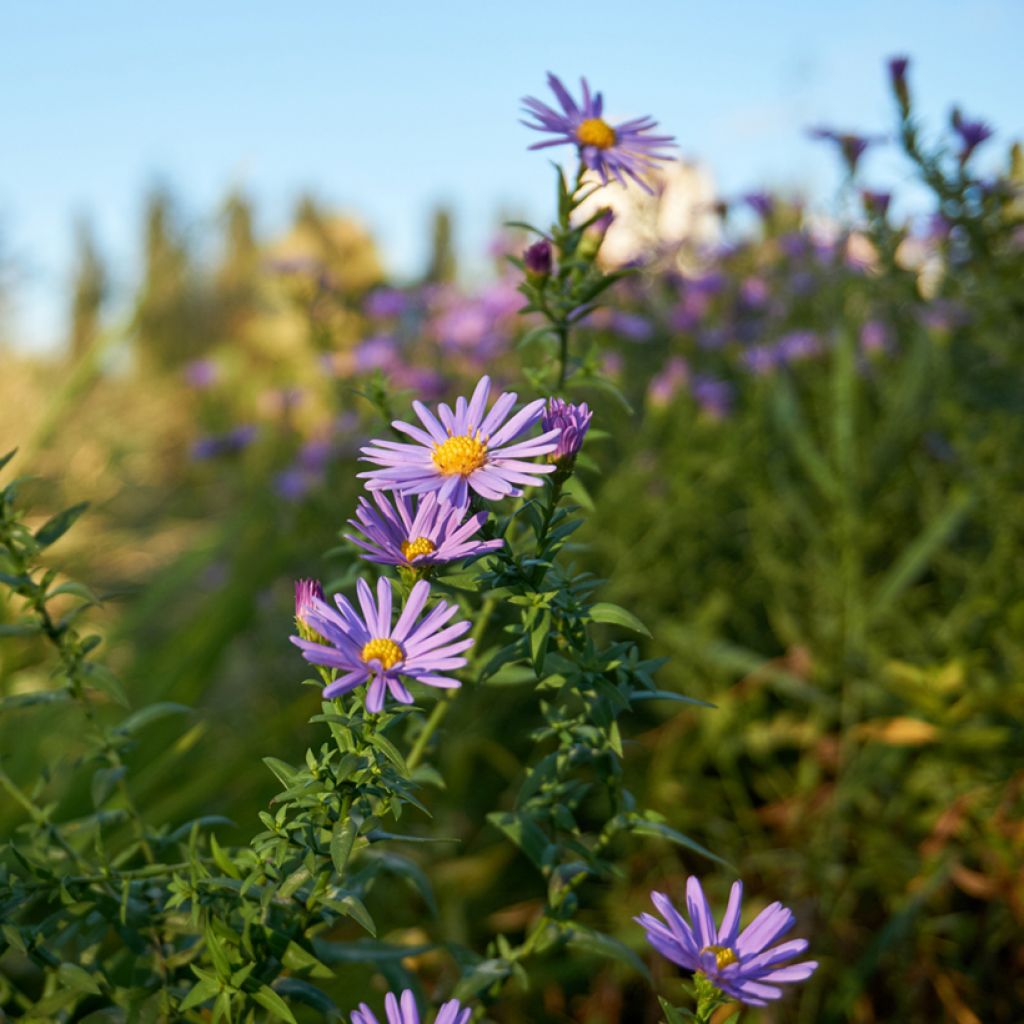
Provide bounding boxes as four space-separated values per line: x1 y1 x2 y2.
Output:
330 817 358 876
262 756 299 787
282 942 334 980
566 924 650 980
452 958 513 1000
487 811 551 869
119 701 191 734
628 817 731 869
0 620 42 637
589 602 651 637
273 978 341 1018
82 662 129 707
0 448 17 473
35 502 89 548
252 985 298 1024
658 996 693 1024
0 688 73 712
57 962 103 995
46 580 101 604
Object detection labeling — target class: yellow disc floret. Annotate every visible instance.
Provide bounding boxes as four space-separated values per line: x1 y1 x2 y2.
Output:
701 944 739 970
432 434 488 476
360 637 404 670
576 117 616 150
401 536 437 561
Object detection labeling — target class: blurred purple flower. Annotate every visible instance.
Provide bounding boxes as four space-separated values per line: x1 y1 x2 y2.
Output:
183 358 218 390
860 320 890 355
521 73 675 193
742 344 780 377
808 127 886 174
191 424 257 461
647 356 689 407
743 192 774 219
952 110 994 162
294 578 325 632
776 330 822 363
355 336 400 374
364 288 409 319
274 467 317 502
861 190 892 217
739 276 771 310
636 878 817 1008
692 375 734 420
610 310 653 342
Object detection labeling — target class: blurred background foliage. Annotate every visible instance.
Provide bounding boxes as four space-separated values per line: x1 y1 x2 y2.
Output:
2 66 1024 1023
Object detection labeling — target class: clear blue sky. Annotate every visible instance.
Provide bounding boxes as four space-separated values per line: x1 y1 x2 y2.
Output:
2 1 1021 349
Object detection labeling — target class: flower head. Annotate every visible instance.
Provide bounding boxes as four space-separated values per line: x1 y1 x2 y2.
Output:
521 73 676 193
359 375 560 508
291 577 472 712
346 491 504 568
523 239 553 278
951 109 994 162
637 878 818 1007
542 398 593 464
808 127 886 174
351 990 470 1024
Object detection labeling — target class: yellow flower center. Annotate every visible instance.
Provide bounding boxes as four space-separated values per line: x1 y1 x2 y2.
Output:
360 637 404 670
401 536 437 561
701 944 739 970
432 434 488 476
577 117 616 150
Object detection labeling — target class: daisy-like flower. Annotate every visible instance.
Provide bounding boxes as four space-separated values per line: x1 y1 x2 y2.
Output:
521 72 676 193
359 375 560 508
351 990 470 1024
636 877 818 1007
291 577 472 712
345 491 504 568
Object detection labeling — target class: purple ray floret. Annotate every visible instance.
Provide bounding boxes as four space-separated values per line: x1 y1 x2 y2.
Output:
521 72 676 193
350 989 471 1024
345 491 504 567
359 375 560 508
636 877 818 1007
290 577 472 712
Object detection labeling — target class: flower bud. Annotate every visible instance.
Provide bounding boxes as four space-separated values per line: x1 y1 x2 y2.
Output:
523 239 553 280
542 398 593 466
294 578 326 642
888 55 910 114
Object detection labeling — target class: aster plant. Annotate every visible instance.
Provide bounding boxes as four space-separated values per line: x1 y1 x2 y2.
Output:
637 878 817 1021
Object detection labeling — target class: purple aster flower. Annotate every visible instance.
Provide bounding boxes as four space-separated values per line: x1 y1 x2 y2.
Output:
808 127 886 174
742 344 779 376
521 72 676 193
743 192 775 220
542 398 593 463
345 491 503 568
183 358 218 390
861 190 892 217
291 577 472 711
364 288 408 319
860 319 890 355
951 109 994 162
776 330 822 363
636 878 818 1008
692 375 734 420
190 424 257 461
351 990 470 1024
359 375 560 508
889 55 910 111
647 356 689 407
355 336 400 374
610 310 653 342
523 239 553 278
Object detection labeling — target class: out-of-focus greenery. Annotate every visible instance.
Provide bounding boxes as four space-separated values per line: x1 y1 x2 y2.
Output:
2 62 1023 1022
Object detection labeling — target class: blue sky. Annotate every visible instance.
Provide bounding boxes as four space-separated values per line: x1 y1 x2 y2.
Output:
2 1 1021 349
